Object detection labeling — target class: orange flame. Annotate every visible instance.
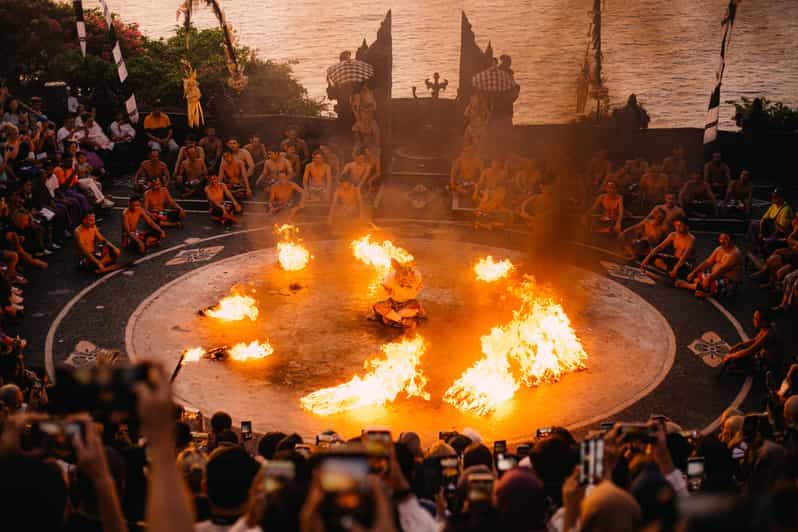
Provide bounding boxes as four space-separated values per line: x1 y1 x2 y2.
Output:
275 224 311 271
444 278 587 416
300 335 430 415
474 256 515 282
228 340 274 361
181 347 206 365
203 290 259 321
351 235 414 277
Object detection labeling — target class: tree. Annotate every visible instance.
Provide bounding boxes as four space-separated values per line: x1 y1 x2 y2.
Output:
0 0 321 119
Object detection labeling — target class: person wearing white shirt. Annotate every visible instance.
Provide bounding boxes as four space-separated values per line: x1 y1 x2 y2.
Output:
56 115 82 153
109 111 138 172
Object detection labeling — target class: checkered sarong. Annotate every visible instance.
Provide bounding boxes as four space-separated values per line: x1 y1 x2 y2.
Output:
471 67 517 93
327 59 375 86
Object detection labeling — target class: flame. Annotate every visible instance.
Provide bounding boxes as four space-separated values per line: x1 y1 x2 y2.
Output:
228 340 275 361
444 278 587 416
182 347 206 365
203 290 259 321
300 335 430 415
351 235 414 277
474 256 515 282
275 224 311 271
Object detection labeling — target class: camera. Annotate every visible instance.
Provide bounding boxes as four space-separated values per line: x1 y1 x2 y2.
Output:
579 437 604 486
535 427 553 439
686 457 705 492
438 431 458 443
516 443 531 458
466 473 494 503
493 439 507 456
51 362 159 416
24 419 84 458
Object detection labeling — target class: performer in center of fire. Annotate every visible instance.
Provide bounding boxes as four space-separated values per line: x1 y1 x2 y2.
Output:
372 258 427 329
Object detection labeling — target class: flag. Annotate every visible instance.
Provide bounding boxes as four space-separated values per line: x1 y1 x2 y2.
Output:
96 0 139 123
704 0 740 144
73 0 86 57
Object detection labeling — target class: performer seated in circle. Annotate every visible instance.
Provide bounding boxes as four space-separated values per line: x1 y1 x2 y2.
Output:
676 232 743 298
219 148 252 200
256 147 294 193
328 174 363 225
340 149 373 190
678 172 717 218
133 149 171 194
122 195 165 254
373 258 427 329
619 206 667 261
640 217 696 280
449 144 484 209
268 170 306 219
302 150 333 203
474 181 512 230
174 146 208 198
144 177 186 228
584 181 624 235
204 174 241 226
75 212 121 274
721 308 783 377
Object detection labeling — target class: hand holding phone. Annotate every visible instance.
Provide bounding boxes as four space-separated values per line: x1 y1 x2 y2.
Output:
241 420 253 441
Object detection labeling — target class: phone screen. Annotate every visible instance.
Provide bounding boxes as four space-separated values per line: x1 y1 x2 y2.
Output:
493 440 507 455
241 421 253 441
579 438 604 485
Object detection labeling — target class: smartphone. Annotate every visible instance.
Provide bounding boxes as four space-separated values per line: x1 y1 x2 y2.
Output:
440 457 459 490
181 407 204 433
535 427 553 439
363 429 391 475
618 423 658 444
263 460 295 494
599 422 615 433
51 362 157 415
294 443 312 458
493 440 507 456
27 420 84 458
579 438 604 486
686 457 705 492
320 454 370 495
516 443 531 458
241 421 253 441
467 473 495 503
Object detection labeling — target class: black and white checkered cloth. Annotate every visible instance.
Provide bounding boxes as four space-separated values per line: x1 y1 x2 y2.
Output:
94 0 139 124
704 0 739 144
327 59 375 86
471 67 517 93
73 0 86 57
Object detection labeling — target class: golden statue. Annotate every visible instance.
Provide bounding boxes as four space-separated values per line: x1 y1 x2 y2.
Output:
181 59 204 128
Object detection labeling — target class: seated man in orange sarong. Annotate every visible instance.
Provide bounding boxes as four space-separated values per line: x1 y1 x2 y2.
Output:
372 259 427 329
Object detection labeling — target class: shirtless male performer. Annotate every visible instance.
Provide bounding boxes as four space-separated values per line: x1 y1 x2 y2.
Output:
647 193 685 232
219 149 252 200
144 177 186 228
172 135 206 176
225 137 255 184
619 207 667 260
269 170 306 219
584 181 624 235
133 149 171 193
449 144 484 209
679 172 717 218
75 212 121 274
244 134 268 178
122 195 165 253
640 216 696 280
474 181 512 230
198 126 223 173
303 150 333 203
205 174 241 225
174 146 207 197
340 149 373 189
639 164 670 211
473 159 507 202
256 147 293 193
328 174 363 225
676 232 743 298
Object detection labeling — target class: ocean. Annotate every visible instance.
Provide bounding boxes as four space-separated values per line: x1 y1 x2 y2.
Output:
83 0 798 128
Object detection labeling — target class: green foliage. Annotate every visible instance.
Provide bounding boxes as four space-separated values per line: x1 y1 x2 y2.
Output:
729 97 798 133
0 0 321 118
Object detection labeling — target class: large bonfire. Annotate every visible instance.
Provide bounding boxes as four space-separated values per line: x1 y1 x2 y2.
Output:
443 277 588 416
299 335 430 415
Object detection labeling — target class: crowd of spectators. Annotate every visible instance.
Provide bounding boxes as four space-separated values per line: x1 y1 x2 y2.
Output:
2 85 798 531
1 358 798 532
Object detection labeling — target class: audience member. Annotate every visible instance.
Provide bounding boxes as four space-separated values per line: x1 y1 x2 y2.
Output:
143 100 178 156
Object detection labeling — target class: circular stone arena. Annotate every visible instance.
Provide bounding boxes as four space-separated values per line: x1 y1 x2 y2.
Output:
125 238 675 443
